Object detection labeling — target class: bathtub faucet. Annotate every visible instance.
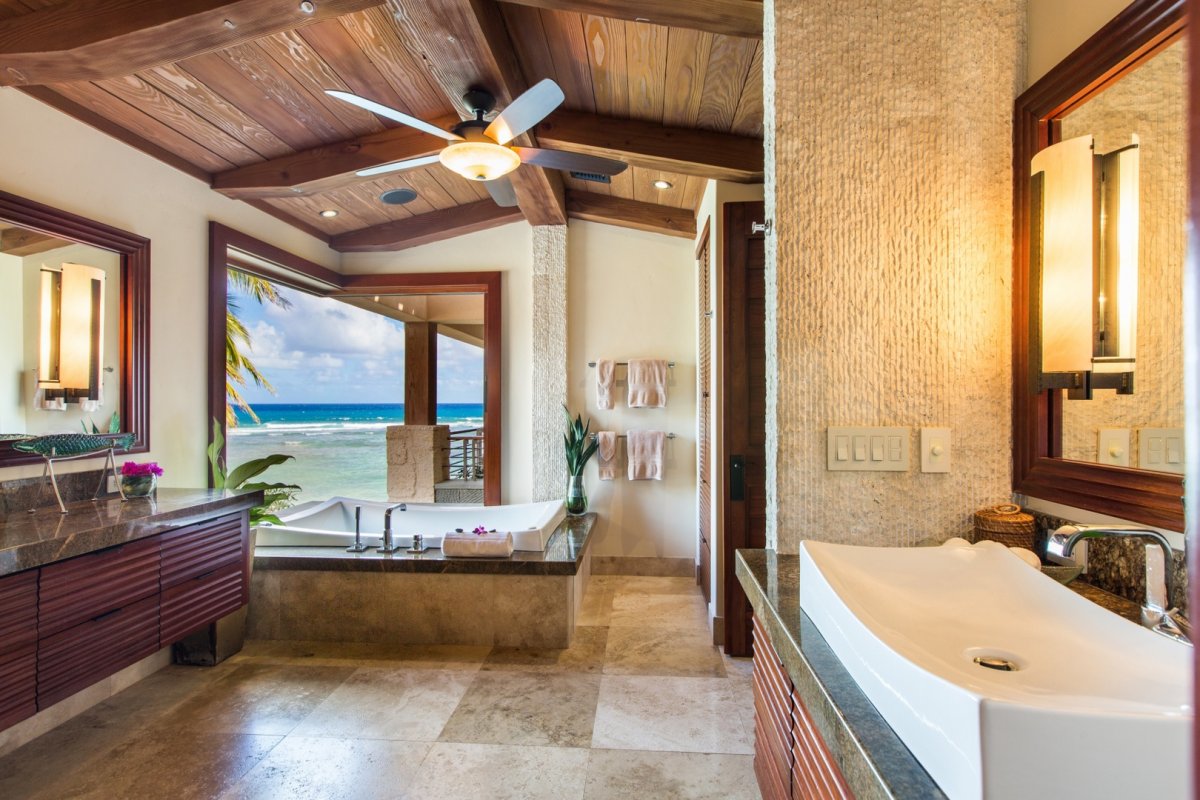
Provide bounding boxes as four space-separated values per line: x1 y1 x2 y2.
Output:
379 503 407 553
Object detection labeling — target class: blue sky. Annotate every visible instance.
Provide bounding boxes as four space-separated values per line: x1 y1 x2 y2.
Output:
230 281 484 405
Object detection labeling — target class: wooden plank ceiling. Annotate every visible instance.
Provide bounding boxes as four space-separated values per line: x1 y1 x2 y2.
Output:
0 0 763 249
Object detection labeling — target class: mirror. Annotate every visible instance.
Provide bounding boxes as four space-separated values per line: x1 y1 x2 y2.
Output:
1013 0 1185 530
0 191 150 466
1054 38 1185 473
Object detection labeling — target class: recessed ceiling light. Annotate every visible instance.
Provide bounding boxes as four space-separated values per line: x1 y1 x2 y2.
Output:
652 179 673 190
319 209 339 218
299 1 316 14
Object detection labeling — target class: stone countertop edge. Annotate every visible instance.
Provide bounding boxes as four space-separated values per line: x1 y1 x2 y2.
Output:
0 488 264 577
252 512 598 576
735 548 948 800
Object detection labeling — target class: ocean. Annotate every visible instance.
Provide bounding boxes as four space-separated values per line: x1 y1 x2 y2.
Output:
226 403 484 503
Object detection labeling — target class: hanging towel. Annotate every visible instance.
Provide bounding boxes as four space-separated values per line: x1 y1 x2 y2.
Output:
596 359 616 410
627 430 665 481
596 431 619 480
441 530 514 558
627 359 668 408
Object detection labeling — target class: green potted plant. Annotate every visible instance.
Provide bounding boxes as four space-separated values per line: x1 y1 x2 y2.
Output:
563 406 599 515
207 419 300 525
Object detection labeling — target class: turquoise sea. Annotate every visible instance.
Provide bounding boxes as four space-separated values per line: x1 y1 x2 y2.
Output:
227 403 484 502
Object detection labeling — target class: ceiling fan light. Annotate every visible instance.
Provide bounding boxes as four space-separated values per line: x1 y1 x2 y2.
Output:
439 141 521 182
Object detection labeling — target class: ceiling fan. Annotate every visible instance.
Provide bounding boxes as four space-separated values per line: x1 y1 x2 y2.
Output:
326 79 627 208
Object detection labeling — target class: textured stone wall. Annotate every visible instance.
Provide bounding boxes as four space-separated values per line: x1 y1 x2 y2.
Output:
386 424 449 503
765 0 1025 552
1058 40 1186 465
531 225 568 501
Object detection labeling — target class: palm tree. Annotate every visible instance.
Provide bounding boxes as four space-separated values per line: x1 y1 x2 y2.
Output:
226 270 291 426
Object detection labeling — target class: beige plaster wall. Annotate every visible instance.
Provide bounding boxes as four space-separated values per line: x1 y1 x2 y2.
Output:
764 0 1024 552
1059 40 1186 465
0 86 339 485
1027 0 1131 85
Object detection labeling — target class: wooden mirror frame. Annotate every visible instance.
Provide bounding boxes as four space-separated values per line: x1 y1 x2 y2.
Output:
208 222 502 504
0 190 150 467
1013 0 1186 530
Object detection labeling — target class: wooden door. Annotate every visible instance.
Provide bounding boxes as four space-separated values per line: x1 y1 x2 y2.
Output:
697 223 713 605
723 201 768 657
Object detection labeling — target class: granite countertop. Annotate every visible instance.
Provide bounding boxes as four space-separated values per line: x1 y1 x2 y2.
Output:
736 549 1156 800
0 488 263 577
253 512 597 576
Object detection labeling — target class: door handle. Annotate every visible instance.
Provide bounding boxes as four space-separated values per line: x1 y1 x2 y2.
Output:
730 455 745 501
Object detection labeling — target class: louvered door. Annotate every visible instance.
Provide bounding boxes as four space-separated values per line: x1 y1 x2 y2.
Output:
697 227 713 604
0 570 38 729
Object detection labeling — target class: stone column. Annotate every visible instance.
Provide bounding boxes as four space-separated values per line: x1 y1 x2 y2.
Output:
531 225 568 501
386 424 450 502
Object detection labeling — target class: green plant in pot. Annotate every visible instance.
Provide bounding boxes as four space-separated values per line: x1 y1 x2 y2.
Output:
207 419 300 526
563 406 599 515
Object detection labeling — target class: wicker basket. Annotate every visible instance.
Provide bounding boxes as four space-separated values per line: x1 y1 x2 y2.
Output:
973 504 1036 549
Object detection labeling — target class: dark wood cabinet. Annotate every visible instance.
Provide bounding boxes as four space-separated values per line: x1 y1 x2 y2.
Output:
159 513 248 646
0 570 39 729
38 537 160 637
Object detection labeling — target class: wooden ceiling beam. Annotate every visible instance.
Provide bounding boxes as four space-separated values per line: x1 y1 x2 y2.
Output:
566 191 695 238
0 0 384 86
387 0 566 225
212 115 461 198
331 199 524 251
538 110 763 183
495 0 762 39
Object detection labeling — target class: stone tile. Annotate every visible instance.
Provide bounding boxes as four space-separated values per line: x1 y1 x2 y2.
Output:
219 737 431 800
233 639 489 670
592 676 754 755
612 576 702 595
608 592 709 630
584 749 760 800
407 743 588 800
70 663 235 731
291 668 475 741
0 719 135 799
723 653 755 681
277 571 389 642
492 574 572 648
591 556 694 577
438 671 601 748
482 626 609 674
602 626 727 678
29 729 281 800
152 663 354 736
576 582 615 627
246 570 281 640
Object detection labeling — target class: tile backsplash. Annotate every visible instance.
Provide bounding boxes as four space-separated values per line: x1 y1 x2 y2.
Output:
0 469 110 516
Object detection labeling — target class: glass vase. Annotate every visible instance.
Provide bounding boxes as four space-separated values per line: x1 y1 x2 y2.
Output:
565 474 588 515
120 474 157 498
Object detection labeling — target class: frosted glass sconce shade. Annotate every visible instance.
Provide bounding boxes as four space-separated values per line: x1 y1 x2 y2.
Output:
38 262 105 400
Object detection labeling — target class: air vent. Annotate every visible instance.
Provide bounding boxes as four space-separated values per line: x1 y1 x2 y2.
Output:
569 171 611 184
380 188 418 205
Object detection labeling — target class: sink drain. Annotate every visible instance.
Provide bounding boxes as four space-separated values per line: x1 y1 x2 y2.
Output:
973 656 1018 672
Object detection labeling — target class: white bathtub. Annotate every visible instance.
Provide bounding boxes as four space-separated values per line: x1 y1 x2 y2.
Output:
255 497 567 552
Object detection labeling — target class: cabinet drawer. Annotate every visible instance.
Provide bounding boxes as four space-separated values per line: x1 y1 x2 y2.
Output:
160 514 246 589
0 645 36 731
0 570 38 657
39 538 160 637
37 594 160 708
160 562 244 646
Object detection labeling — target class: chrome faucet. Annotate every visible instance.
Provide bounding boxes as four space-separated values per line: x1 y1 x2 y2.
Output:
346 504 371 553
379 503 407 553
1050 524 1191 645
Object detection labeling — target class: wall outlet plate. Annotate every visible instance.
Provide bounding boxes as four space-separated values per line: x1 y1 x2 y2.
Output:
1138 427 1185 475
920 428 951 473
1097 428 1130 467
827 427 909 471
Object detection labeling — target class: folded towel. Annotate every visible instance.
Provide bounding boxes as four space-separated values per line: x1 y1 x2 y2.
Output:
596 359 616 410
596 431 618 480
627 359 667 408
441 531 514 558
627 430 665 480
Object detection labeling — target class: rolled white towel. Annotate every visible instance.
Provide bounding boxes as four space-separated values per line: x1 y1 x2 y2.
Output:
442 531 514 558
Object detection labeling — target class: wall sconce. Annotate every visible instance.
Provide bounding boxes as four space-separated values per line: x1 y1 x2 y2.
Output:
37 262 105 407
1030 134 1139 399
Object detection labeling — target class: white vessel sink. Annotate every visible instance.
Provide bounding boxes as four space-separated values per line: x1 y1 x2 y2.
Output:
799 539 1191 800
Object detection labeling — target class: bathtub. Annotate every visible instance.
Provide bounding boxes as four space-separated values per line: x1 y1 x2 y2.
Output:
255 497 567 552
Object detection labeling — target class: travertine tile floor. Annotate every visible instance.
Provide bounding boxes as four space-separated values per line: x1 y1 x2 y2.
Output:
0 575 762 800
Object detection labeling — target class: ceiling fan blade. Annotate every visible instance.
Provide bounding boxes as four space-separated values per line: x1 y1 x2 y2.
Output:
326 90 462 142
514 147 627 175
355 154 443 178
484 79 565 145
484 176 519 207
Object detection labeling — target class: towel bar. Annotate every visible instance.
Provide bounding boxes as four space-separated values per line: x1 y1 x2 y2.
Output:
587 361 675 368
590 433 676 440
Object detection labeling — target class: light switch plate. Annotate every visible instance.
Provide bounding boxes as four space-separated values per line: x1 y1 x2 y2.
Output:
827 427 909 471
1138 427 1185 475
920 428 951 473
1097 428 1130 467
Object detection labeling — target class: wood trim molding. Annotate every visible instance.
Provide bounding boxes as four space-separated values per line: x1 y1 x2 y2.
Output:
0 190 151 467
1012 0 1185 530
495 0 763 39
566 191 696 238
0 0 385 86
331 201 524 252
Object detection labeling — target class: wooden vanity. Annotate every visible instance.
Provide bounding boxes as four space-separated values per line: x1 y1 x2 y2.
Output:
0 489 261 734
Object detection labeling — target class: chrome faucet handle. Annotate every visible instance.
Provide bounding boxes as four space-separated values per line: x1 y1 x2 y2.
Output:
378 503 405 553
346 504 371 553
